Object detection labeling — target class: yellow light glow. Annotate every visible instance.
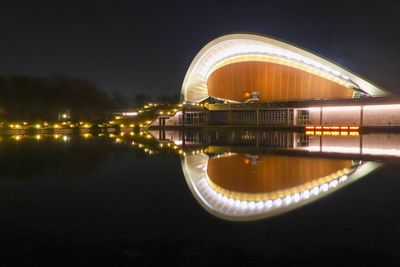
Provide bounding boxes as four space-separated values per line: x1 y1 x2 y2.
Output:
12 135 22 141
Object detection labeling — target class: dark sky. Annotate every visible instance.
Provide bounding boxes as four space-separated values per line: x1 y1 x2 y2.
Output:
0 0 399 97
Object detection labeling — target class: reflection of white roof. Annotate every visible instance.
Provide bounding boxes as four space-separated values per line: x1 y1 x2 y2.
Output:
181 153 380 221
181 34 389 102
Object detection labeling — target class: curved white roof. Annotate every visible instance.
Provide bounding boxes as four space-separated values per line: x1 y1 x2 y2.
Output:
181 33 388 102
181 153 380 221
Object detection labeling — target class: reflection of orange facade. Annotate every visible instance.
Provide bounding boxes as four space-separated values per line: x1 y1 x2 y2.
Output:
207 61 354 101
207 155 353 194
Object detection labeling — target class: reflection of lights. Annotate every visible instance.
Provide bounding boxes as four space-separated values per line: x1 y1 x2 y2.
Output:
12 135 22 141
54 134 60 139
182 154 366 222
363 148 400 157
62 135 70 142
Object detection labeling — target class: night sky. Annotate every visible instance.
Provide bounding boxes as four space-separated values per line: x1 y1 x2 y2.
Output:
0 0 399 97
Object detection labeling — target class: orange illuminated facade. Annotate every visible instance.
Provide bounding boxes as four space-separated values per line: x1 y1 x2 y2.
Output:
207 61 354 102
207 155 352 195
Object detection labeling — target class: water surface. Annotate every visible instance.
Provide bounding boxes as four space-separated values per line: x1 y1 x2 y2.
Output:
1 131 400 265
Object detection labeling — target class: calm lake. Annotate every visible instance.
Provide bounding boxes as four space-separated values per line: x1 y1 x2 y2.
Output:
1 130 400 266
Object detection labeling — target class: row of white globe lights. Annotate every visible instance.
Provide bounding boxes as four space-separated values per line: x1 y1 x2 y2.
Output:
194 162 352 216
202 45 351 84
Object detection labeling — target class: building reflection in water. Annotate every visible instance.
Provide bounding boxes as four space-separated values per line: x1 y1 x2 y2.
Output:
150 129 396 221
182 153 380 221
2 130 397 221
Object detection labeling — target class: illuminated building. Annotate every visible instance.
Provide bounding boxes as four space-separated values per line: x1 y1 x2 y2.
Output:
153 33 400 128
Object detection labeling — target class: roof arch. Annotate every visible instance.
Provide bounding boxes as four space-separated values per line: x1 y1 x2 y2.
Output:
181 33 388 102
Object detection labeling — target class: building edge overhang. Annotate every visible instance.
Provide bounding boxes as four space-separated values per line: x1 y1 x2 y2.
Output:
181 33 390 103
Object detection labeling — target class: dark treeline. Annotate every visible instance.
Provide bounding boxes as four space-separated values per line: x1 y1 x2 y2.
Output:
0 75 113 122
111 91 180 109
0 75 180 122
